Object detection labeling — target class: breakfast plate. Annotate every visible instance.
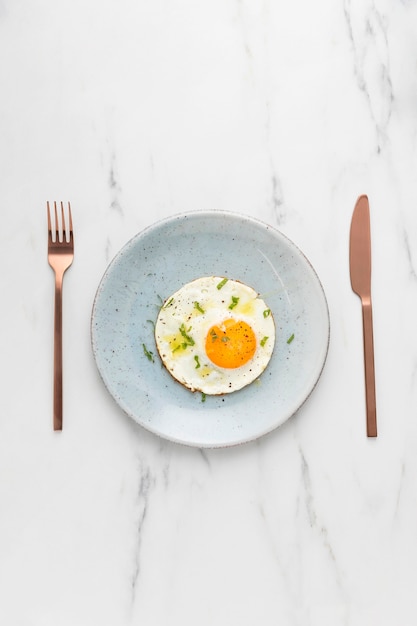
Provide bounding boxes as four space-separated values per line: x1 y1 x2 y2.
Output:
91 210 330 447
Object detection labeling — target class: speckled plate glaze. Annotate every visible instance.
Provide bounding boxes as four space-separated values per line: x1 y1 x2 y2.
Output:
91 211 330 447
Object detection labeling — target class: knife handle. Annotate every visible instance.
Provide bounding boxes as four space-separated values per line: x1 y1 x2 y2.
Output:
361 299 377 437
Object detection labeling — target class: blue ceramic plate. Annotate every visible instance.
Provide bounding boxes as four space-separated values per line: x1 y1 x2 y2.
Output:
91 211 330 447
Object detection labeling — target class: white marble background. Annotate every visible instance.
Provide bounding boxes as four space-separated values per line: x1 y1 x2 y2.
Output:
1 0 417 624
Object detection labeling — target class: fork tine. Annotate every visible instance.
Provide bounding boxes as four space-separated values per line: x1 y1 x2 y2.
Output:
47 201 52 241
61 202 66 243
54 201 59 242
68 202 73 242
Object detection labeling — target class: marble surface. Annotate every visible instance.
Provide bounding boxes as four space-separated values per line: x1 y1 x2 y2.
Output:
1 0 417 624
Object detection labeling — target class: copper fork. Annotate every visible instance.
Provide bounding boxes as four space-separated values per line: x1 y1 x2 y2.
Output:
47 202 74 430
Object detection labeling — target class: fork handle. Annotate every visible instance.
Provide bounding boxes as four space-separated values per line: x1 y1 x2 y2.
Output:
53 272 64 431
361 299 377 437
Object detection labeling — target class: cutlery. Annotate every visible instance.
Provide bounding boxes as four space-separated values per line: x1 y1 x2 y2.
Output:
349 194 377 437
47 201 74 431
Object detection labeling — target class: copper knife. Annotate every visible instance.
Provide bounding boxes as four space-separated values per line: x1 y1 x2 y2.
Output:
349 195 377 437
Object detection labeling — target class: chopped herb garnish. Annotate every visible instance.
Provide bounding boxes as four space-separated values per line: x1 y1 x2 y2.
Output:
217 278 228 290
287 333 295 344
163 297 174 309
210 329 218 342
221 336 230 343
260 336 269 347
142 343 154 362
179 323 195 346
194 355 201 369
194 301 205 314
228 296 239 310
172 345 181 353
201 392 206 403
263 309 271 318
146 319 155 328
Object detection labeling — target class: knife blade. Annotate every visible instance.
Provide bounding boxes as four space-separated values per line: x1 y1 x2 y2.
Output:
349 195 377 437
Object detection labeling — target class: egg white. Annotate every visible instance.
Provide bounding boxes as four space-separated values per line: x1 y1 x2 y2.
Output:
154 276 275 395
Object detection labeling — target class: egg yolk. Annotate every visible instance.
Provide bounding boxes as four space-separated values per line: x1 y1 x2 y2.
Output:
205 319 257 368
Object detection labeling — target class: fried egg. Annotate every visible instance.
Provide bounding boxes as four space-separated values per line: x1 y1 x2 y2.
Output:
154 276 275 395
